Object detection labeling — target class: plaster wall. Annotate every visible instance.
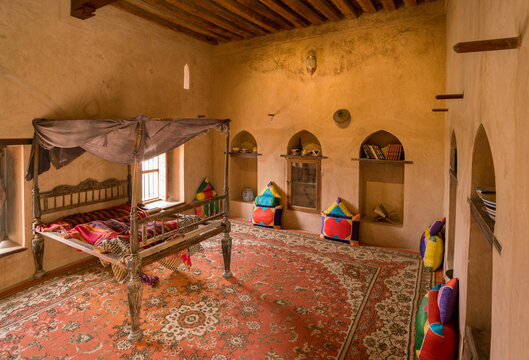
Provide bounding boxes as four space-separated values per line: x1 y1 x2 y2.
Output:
0 0 215 291
211 2 446 250
445 0 529 358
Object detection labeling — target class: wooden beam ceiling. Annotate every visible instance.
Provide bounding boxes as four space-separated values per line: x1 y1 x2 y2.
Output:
71 0 438 44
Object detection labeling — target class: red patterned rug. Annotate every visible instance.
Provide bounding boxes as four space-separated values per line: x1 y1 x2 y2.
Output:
0 221 433 359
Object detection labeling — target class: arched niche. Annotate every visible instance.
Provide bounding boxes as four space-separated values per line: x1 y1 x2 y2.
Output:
446 131 458 279
231 130 257 153
358 130 405 225
229 130 258 203
285 130 322 212
287 130 322 156
466 124 495 359
359 130 405 160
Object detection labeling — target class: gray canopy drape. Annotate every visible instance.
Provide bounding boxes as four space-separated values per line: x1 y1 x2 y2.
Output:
26 115 229 180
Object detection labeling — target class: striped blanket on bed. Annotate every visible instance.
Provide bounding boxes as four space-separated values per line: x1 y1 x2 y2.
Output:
38 204 203 282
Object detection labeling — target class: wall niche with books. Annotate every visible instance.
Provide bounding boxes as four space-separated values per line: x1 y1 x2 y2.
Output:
357 130 410 226
229 130 259 203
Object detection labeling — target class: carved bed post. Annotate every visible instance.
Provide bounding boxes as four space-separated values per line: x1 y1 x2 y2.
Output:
222 120 233 279
127 123 143 343
32 138 46 279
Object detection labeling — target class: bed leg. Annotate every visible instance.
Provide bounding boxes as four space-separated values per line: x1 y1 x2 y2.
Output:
222 223 233 279
127 254 143 343
32 233 46 279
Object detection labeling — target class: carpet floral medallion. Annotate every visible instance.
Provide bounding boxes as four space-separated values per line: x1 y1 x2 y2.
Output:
0 221 433 359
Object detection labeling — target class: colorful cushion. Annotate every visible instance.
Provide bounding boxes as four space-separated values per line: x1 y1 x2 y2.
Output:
320 198 360 245
195 177 217 201
252 203 283 229
416 284 441 355
254 195 279 207
430 217 446 236
420 226 445 272
252 182 283 229
417 286 458 360
438 277 459 324
194 178 220 217
258 181 282 199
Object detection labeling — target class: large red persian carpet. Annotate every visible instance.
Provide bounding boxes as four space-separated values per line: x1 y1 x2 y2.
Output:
0 221 433 359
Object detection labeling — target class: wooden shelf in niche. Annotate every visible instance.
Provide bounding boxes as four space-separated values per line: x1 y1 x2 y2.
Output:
281 154 328 160
228 152 262 158
229 130 258 203
358 130 407 227
352 158 412 165
468 197 502 254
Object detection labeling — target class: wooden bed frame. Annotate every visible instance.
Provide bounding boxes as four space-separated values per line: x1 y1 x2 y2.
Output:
30 120 233 343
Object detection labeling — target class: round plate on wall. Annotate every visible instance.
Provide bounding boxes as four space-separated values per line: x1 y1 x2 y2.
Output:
333 109 351 124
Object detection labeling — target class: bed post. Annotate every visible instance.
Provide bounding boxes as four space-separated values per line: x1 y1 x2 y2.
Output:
32 138 46 279
127 124 143 343
222 120 233 279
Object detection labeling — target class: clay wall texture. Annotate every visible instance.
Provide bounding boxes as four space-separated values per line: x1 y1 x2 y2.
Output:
0 0 214 291
2 0 528 357
445 0 529 358
210 2 446 250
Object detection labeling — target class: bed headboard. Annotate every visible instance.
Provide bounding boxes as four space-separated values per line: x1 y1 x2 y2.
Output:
40 178 129 215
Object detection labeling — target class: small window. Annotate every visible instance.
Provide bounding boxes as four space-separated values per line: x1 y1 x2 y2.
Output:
0 145 24 252
183 64 190 90
141 154 166 203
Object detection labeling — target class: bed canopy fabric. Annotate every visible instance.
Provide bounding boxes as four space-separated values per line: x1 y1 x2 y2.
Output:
26 115 229 180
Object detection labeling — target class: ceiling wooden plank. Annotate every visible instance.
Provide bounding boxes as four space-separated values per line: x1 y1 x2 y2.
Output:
354 0 376 13
144 0 244 40
328 0 357 18
380 0 396 11
403 0 417 6
194 0 269 35
259 0 310 27
305 0 342 21
165 0 253 38
235 0 295 29
114 1 219 44
281 0 324 24
123 0 231 41
208 0 281 32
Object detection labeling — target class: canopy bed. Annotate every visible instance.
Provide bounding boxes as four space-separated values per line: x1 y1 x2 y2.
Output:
26 115 233 343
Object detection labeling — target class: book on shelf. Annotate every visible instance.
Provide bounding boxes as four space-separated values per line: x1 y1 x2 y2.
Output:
362 144 374 159
368 145 378 159
386 143 403 160
373 145 385 160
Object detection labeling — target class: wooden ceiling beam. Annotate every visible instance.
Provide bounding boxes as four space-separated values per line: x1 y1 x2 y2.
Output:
165 0 253 38
146 0 244 40
329 0 357 18
193 0 269 35
208 0 281 32
235 0 295 29
354 0 375 13
122 0 231 42
281 0 324 24
380 0 396 11
259 0 310 27
403 0 417 7
305 0 342 21
114 1 219 44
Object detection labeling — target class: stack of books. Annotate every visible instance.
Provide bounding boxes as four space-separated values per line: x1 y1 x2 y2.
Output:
362 144 386 160
386 143 403 160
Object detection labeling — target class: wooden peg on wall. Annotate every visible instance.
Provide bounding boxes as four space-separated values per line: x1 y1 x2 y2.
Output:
453 37 521 53
436 94 464 100
432 109 449 112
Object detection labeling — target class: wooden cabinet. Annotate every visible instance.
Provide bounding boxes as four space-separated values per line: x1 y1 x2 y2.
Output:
286 156 321 213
